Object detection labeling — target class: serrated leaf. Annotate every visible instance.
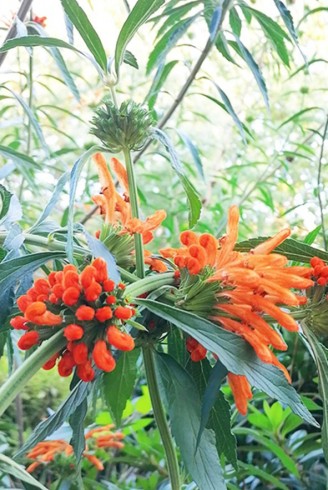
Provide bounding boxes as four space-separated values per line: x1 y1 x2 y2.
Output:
230 37 269 109
187 358 237 468
0 454 47 490
15 379 91 458
0 184 14 223
235 237 328 263
103 349 140 426
69 397 88 464
153 129 201 227
273 0 298 43
137 299 318 427
66 146 102 262
213 84 247 143
60 0 107 73
123 50 139 69
301 322 328 463
156 352 226 490
115 0 165 78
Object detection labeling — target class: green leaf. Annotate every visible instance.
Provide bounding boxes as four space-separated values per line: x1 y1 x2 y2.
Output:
67 146 102 262
115 0 165 78
242 5 290 66
145 60 178 109
235 236 328 263
123 50 139 69
229 38 269 108
302 322 328 463
103 349 140 426
1 86 49 155
30 172 69 233
147 16 196 74
278 107 321 128
178 130 204 180
237 461 289 490
0 184 15 223
234 427 300 476
28 24 81 102
304 225 322 245
187 358 237 468
273 1 298 43
0 36 103 76
156 352 226 489
229 7 241 36
69 396 88 464
213 84 247 143
15 379 91 458
0 144 41 183
0 453 48 490
153 129 201 227
137 299 319 427
60 0 107 73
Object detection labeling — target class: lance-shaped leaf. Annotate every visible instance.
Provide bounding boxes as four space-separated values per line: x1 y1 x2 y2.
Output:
153 129 201 227
137 299 318 427
115 0 165 78
156 352 226 490
103 348 140 426
0 454 48 490
60 0 107 73
301 322 328 463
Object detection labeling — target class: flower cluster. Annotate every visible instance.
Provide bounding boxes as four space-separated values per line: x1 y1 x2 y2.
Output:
160 206 314 414
26 424 124 473
310 256 328 286
92 152 166 246
10 257 135 382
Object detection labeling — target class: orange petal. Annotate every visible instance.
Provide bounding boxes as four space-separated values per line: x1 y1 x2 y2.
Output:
252 229 290 255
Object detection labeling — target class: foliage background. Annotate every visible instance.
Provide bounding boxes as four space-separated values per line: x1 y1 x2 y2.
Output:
0 0 327 488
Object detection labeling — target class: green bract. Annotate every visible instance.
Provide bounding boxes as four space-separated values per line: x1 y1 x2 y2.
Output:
90 99 154 152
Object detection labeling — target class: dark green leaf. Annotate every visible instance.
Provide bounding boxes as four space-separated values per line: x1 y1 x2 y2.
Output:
236 237 328 263
302 323 328 463
304 225 322 245
15 380 91 458
273 1 298 43
0 184 15 224
69 397 88 464
153 129 201 227
60 0 107 72
137 299 318 427
115 0 165 77
156 352 226 489
147 16 197 74
123 50 139 69
103 349 140 426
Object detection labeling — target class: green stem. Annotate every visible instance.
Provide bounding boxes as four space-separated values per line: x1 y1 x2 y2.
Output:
126 272 174 298
142 345 180 490
0 330 66 417
123 147 145 279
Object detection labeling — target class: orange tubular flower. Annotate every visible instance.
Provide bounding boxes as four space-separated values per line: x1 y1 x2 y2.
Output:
163 206 314 415
12 257 136 383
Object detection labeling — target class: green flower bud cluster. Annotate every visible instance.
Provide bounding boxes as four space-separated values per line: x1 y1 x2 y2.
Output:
90 99 154 152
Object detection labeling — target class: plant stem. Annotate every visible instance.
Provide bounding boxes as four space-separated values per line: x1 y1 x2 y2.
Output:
123 147 145 278
0 330 66 417
317 115 328 250
142 345 180 490
126 272 174 298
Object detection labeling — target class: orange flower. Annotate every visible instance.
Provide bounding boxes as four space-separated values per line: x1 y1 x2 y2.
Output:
107 325 135 351
165 206 314 415
92 340 116 372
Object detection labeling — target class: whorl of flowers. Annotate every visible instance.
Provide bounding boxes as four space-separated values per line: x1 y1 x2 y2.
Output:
10 257 135 382
159 206 315 414
26 424 124 473
90 99 154 152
